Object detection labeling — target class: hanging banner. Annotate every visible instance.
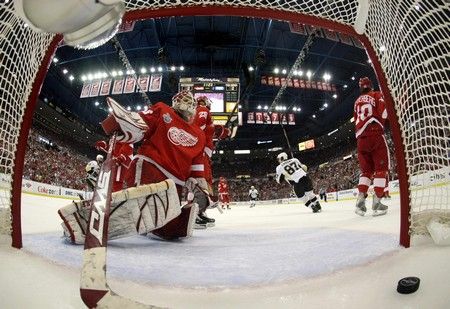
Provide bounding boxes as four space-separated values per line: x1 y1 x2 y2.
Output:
124 76 136 93
112 78 124 94
80 83 92 98
288 113 295 125
263 112 271 124
271 112 280 124
255 112 263 124
149 74 162 92
99 79 112 96
247 112 255 124
89 80 100 97
281 114 288 125
261 76 267 85
137 74 150 92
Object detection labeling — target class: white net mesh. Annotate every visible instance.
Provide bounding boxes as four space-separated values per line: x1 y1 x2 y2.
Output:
364 0 450 235
0 2 55 237
0 0 448 243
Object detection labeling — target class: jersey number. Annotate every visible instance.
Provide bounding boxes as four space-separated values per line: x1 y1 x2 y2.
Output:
356 103 373 125
284 161 301 175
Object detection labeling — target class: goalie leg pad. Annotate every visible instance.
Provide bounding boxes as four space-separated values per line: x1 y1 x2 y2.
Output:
151 203 199 240
58 200 91 244
108 179 181 240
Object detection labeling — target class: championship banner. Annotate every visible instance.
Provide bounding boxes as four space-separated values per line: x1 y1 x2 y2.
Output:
255 112 263 124
137 74 150 92
263 112 271 124
99 79 112 96
247 112 255 124
293 79 300 88
267 76 274 86
274 77 281 86
80 83 91 98
112 78 124 94
261 76 267 85
288 113 295 125
89 80 100 97
123 76 136 93
271 112 280 124
281 114 287 124
149 74 162 92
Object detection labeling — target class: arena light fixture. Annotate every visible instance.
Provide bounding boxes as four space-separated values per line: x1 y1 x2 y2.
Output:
94 101 100 106
264 105 268 110
323 103 328 108
111 71 117 77
298 70 304 76
257 105 262 109
69 75 74 81
179 66 185 71
157 66 163 72
81 75 87 81
312 114 316 118
343 84 348 88
126 106 131 111
306 70 312 79
273 68 280 74
117 70 123 76
351 76 355 80
52 57 58 63
87 73 93 80
248 66 254 72
323 73 331 81
170 66 176 71
150 67 156 73
62 68 68 74
234 150 251 154
282 69 287 74
136 105 141 111
14 0 126 49
332 94 338 99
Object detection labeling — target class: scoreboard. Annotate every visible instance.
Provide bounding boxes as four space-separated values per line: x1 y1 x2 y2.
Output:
179 77 240 125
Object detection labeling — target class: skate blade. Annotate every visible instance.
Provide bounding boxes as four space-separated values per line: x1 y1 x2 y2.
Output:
355 209 366 216
194 224 207 229
206 222 215 228
372 210 387 217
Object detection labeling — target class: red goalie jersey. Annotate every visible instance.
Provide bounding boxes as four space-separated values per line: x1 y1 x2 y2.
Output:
353 90 387 138
136 102 206 184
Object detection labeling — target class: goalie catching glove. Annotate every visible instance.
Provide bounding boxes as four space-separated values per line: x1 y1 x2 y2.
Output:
101 97 148 143
58 179 182 244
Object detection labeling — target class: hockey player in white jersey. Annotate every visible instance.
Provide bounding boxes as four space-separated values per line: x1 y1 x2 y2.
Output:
85 154 103 190
248 185 259 208
275 152 321 213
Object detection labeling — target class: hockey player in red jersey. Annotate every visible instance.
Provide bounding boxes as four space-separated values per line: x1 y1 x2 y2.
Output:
218 176 231 209
354 77 389 216
102 90 209 239
95 140 133 192
192 96 217 226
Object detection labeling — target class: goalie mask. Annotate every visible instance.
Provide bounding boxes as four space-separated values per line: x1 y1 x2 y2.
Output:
277 152 288 163
196 95 212 109
172 90 197 121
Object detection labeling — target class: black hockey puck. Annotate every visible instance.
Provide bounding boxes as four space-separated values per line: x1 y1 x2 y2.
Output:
397 276 420 294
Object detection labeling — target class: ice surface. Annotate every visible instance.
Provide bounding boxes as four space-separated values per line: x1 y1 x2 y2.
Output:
0 193 449 308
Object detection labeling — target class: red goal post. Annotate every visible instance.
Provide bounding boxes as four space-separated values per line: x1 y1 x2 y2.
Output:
1 1 449 249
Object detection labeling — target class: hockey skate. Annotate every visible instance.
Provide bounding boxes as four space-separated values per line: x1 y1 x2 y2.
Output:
194 215 208 229
198 212 215 227
355 192 367 216
372 196 388 217
311 202 322 213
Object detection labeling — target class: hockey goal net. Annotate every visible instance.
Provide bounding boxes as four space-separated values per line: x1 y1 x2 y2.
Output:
0 1 449 248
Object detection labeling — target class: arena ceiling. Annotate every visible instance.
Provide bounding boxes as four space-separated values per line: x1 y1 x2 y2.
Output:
38 15 377 153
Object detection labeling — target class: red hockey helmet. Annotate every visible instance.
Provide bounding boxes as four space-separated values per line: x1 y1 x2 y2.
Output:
196 95 212 108
359 77 373 90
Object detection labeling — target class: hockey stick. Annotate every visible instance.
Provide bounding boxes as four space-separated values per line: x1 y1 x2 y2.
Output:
79 134 157 309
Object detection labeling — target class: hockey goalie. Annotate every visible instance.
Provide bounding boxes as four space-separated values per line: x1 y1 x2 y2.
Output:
58 90 214 243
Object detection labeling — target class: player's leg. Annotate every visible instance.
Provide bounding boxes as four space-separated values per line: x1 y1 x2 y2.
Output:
371 135 390 216
355 137 374 216
293 177 321 213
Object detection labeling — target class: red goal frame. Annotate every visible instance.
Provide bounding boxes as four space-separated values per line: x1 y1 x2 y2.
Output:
10 6 411 249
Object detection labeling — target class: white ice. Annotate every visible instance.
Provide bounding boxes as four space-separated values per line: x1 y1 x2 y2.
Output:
1 193 449 309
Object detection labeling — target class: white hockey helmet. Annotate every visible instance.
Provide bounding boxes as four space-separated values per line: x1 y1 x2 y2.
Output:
172 90 197 121
251 185 255 189
96 154 104 163
277 152 288 163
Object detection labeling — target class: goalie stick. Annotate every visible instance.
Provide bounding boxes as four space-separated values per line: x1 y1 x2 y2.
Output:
79 134 158 309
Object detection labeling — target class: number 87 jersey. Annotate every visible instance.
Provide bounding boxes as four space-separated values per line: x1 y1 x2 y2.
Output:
276 158 307 183
354 90 387 138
